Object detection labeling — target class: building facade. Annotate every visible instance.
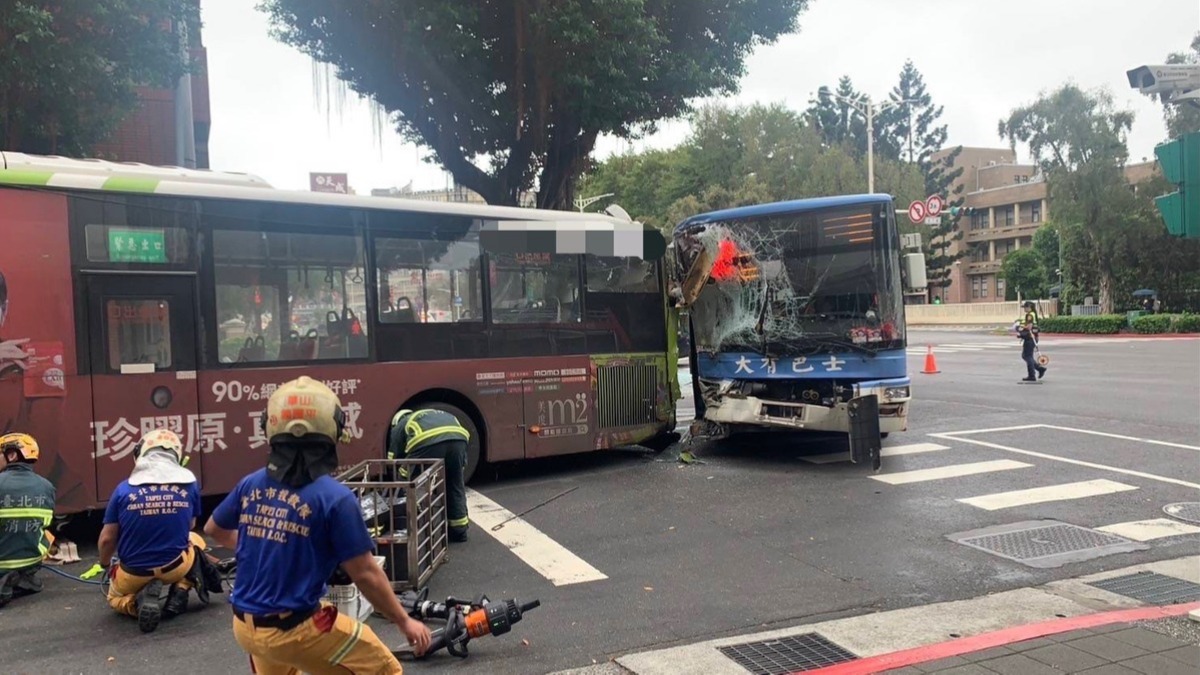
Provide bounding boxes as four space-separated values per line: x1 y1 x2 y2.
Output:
932 146 1156 303
91 0 210 169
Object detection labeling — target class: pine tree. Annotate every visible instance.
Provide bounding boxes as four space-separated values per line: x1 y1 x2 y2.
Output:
805 76 868 155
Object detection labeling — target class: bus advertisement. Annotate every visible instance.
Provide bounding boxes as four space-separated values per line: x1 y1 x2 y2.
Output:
671 195 921 467
0 152 677 515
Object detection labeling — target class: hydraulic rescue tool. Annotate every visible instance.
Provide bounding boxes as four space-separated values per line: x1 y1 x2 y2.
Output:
394 588 541 658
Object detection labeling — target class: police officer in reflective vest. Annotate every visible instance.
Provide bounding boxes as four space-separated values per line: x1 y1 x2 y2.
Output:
0 433 55 608
387 409 471 543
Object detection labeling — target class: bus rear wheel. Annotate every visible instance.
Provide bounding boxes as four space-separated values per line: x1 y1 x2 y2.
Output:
417 402 483 484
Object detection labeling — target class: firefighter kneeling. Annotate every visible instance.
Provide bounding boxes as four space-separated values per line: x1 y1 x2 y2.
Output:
98 430 223 633
388 408 472 543
0 433 56 609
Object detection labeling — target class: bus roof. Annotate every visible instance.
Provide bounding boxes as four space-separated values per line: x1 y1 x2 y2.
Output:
673 194 893 233
0 151 635 227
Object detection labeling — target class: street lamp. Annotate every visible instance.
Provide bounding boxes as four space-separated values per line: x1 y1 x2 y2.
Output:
829 94 918 194
574 193 615 213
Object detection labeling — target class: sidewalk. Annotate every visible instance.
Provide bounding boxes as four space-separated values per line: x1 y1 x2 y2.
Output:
817 604 1200 675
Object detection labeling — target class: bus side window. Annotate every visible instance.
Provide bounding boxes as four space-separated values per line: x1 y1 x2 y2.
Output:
211 229 369 364
374 232 482 325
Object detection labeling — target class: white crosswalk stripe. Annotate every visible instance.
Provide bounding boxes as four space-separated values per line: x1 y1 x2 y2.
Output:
956 479 1138 511
802 442 949 464
1096 518 1200 541
870 459 1032 485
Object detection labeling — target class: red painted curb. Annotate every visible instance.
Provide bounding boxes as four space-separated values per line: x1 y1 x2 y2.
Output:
796 602 1200 675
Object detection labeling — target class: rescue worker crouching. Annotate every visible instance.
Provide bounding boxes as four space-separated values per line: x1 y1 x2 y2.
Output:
0 433 55 608
97 429 222 633
204 376 431 675
388 408 472 543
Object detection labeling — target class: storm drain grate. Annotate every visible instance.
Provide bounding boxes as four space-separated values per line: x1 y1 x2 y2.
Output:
1164 502 1200 525
718 633 857 674
1089 571 1200 604
947 520 1149 569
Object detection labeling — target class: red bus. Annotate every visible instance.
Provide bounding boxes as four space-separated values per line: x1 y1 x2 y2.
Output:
0 152 679 515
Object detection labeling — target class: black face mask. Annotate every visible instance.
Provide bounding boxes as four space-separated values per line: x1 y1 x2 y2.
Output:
266 437 339 488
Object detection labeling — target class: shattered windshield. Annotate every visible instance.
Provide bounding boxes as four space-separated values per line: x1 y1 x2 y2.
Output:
675 203 905 357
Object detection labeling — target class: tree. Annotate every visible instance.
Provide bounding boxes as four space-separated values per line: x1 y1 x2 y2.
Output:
262 1 808 210
999 84 1135 313
805 76 869 156
1031 224 1060 288
0 1 199 155
999 248 1046 300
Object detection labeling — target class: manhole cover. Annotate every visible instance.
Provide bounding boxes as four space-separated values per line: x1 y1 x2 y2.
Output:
718 633 857 674
947 520 1149 569
1090 571 1200 604
1163 502 1200 525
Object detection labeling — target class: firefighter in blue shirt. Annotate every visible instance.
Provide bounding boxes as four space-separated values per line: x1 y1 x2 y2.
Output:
98 429 219 633
387 408 472 542
0 433 55 608
205 376 430 674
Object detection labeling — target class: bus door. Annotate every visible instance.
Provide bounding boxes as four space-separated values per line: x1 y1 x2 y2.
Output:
85 275 203 499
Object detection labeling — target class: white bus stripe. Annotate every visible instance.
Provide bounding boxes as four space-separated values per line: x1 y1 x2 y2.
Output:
1096 518 1200 541
870 459 1031 485
466 489 607 586
957 479 1138 511
802 443 950 465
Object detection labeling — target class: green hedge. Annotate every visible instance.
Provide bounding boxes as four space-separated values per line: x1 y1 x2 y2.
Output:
1037 315 1125 334
1132 313 1200 334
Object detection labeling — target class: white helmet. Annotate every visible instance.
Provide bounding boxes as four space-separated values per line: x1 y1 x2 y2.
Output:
135 429 184 464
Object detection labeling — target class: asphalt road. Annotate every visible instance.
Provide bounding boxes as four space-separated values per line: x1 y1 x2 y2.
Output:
5 329 1198 675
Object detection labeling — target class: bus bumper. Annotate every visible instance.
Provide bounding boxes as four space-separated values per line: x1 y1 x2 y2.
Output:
702 379 911 434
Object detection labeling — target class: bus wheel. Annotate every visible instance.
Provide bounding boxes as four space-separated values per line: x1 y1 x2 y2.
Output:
419 402 483 484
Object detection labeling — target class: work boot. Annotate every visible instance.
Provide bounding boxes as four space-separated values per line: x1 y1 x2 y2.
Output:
137 580 165 633
449 526 469 543
1037 366 1047 379
162 584 189 618
0 571 17 608
1021 377 1036 382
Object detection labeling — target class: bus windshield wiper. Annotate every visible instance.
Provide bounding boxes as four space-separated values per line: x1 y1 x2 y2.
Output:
800 333 879 357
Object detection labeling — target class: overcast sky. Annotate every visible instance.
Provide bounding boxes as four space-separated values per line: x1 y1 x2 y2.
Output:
201 0 1198 195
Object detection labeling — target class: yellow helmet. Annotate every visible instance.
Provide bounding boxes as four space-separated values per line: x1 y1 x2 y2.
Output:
0 433 39 463
262 376 349 444
135 429 184 464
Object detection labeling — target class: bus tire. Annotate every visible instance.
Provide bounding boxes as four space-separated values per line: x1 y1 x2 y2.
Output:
417 402 483 484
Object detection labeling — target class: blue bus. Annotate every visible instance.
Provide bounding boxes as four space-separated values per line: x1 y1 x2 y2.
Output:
671 194 922 467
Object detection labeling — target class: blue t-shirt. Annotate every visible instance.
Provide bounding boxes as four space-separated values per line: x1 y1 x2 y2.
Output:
211 469 374 615
103 481 200 570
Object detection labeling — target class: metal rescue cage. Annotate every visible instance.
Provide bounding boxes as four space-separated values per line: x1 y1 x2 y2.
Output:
335 458 448 592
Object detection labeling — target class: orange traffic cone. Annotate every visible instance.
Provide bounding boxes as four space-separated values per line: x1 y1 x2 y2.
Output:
921 344 940 374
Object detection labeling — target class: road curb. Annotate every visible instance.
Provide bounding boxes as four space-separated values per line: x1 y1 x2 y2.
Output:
1038 333 1200 339
799 602 1200 674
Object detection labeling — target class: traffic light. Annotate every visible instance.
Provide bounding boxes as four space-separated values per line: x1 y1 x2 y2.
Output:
1154 132 1200 239
948 206 978 218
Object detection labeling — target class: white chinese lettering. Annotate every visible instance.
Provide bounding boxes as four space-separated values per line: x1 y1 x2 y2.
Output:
760 358 777 375
823 355 846 372
247 411 269 450
196 413 228 454
341 379 359 395
734 356 754 374
341 402 363 440
792 357 814 373
104 418 142 460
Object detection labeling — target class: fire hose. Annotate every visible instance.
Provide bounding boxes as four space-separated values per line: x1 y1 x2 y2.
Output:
394 587 541 659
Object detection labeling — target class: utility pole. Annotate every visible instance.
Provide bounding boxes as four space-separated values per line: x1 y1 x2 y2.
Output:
830 94 918 194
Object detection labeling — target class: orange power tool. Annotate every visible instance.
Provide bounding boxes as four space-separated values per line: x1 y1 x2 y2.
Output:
397 589 541 659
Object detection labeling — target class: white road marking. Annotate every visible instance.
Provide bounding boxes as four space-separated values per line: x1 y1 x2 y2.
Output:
1097 518 1200 541
957 479 1138 511
466 489 607 586
802 442 949 465
935 344 986 350
1032 424 1200 452
929 432 1200 491
870 459 1032 485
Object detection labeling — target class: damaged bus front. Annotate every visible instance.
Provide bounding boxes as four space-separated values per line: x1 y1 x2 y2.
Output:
672 195 914 468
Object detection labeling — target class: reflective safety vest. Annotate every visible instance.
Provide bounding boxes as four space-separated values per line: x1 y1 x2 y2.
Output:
0 464 56 571
387 409 470 459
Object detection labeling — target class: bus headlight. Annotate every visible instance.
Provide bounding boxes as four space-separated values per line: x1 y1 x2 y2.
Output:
884 386 910 401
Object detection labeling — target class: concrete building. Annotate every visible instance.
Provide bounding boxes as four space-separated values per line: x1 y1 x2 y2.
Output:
91 0 210 169
931 146 1158 304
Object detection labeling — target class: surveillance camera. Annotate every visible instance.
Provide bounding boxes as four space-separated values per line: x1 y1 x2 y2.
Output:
1127 64 1200 97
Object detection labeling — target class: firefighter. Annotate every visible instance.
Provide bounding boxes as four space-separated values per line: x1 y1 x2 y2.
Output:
98 429 220 633
204 376 430 674
0 433 55 608
387 408 471 543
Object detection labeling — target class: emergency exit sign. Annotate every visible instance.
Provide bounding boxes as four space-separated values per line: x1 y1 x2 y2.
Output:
108 229 167 263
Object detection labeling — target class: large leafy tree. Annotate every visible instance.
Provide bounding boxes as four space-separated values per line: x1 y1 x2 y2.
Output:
0 1 199 155
262 0 807 210
998 248 1046 300
999 84 1136 313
